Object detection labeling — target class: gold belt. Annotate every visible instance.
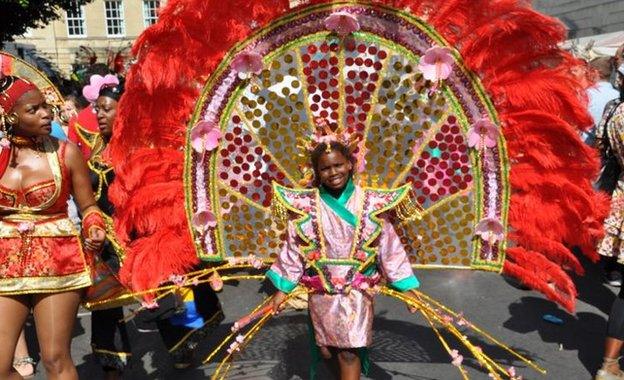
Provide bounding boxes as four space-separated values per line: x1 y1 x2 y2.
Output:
0 213 79 238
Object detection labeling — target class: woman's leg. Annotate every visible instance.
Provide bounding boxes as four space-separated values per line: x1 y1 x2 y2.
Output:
32 290 81 380
600 271 624 376
336 348 361 380
14 328 35 377
0 295 30 380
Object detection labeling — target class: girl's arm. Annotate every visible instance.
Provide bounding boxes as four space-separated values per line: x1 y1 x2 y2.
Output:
267 221 305 311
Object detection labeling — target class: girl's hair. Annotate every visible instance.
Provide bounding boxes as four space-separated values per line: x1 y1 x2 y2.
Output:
310 141 355 186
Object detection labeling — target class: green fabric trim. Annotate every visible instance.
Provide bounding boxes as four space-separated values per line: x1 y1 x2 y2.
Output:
319 178 356 227
390 275 420 291
266 269 298 294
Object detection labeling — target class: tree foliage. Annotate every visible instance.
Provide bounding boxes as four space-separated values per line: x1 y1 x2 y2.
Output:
0 0 92 45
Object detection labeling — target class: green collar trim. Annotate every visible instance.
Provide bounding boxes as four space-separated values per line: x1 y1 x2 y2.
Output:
319 178 356 227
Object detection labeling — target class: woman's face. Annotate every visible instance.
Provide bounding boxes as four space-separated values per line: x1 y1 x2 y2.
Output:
95 95 118 138
11 89 53 137
316 149 353 192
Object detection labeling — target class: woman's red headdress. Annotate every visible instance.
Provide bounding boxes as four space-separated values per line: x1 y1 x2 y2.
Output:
0 76 38 177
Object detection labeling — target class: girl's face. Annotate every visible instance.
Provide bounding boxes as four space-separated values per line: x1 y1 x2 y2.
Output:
316 149 353 192
11 89 53 137
95 95 118 138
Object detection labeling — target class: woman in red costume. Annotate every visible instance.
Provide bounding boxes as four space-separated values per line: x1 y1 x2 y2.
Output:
0 75 106 380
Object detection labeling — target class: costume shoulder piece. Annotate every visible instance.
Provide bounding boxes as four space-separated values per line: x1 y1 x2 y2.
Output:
360 184 423 223
271 181 317 222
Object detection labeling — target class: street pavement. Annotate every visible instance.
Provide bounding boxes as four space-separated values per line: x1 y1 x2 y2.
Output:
29 258 613 379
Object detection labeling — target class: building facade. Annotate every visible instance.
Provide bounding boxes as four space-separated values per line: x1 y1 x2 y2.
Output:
5 0 162 76
533 0 624 39
4 0 624 78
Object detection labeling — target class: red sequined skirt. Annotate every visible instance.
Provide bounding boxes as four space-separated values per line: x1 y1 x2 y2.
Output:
0 215 92 295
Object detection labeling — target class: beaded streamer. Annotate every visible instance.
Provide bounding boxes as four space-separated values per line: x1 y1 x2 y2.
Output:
185 2 509 271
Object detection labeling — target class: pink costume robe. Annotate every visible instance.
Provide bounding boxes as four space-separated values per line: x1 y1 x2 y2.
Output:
267 181 419 348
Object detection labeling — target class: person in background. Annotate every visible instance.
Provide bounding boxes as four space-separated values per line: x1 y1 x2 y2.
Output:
584 56 623 286
67 64 110 159
584 57 620 145
596 64 624 380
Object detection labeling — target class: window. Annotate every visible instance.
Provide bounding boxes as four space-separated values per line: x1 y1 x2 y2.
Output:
66 2 86 37
143 0 160 27
105 0 125 37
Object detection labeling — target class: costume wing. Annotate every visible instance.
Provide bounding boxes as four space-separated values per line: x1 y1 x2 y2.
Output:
111 0 608 312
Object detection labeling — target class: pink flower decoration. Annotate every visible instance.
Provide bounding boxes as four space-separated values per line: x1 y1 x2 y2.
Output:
209 272 223 292
441 314 453 324
467 118 499 149
418 46 454 82
169 274 186 287
324 11 360 37
354 250 367 262
226 334 246 354
450 349 464 367
192 209 217 232
17 221 35 234
191 121 222 153
508 367 516 377
474 217 505 244
82 74 119 103
232 51 264 79
307 250 321 261
141 299 159 309
247 254 263 269
330 277 346 291
0 137 10 151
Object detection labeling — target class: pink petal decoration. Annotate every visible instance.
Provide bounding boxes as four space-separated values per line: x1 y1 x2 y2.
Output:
17 221 35 234
209 272 223 291
192 209 217 232
418 46 454 82
141 299 159 309
324 11 360 37
82 74 119 103
190 121 222 153
467 118 499 149
232 51 264 78
0 138 10 150
248 254 263 269
169 274 186 286
354 250 367 262
452 354 464 367
450 349 464 367
474 217 505 244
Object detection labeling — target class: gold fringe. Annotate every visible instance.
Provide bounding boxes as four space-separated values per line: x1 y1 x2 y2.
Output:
395 189 424 222
270 195 289 232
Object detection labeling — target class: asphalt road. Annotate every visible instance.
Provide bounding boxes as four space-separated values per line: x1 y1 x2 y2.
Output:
28 259 613 379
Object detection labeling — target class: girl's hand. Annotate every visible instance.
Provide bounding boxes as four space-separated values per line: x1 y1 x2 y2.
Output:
84 227 106 252
271 291 288 314
406 289 420 313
